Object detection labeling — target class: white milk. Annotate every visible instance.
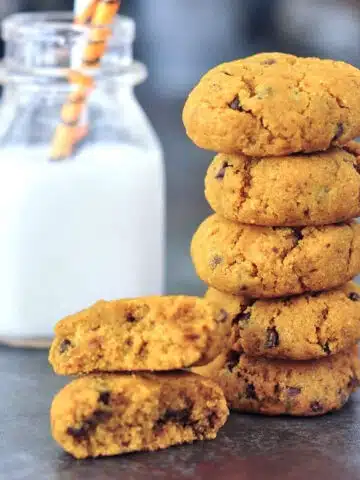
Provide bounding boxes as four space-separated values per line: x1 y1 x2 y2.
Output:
0 144 165 342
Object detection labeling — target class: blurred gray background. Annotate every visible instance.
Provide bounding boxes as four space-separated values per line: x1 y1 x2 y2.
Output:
1 0 359 295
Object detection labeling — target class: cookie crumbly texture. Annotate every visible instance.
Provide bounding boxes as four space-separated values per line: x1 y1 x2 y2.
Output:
191 214 360 298
49 296 232 375
206 146 360 227
50 371 229 459
205 283 360 360
192 347 360 416
183 52 360 157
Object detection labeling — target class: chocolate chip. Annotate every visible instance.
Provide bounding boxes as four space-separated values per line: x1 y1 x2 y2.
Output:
232 311 251 325
264 327 279 349
86 409 112 425
207 411 218 429
156 407 192 428
274 383 280 395
67 409 112 440
261 58 276 65
222 71 233 76
292 228 303 242
228 94 243 111
309 291 322 298
287 386 301 397
66 425 89 440
138 342 148 357
226 350 242 372
184 333 201 341
322 342 331 355
99 391 111 405
245 383 257 400
348 376 360 389
59 339 72 354
215 161 229 180
216 309 228 323
353 162 360 174
126 312 136 322
349 292 360 301
272 247 279 253
125 337 133 347
333 122 344 141
209 255 223 269
310 401 323 413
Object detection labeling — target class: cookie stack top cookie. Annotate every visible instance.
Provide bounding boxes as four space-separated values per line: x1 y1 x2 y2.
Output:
183 52 360 157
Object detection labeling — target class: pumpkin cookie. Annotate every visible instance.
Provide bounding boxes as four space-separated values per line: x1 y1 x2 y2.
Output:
50 371 228 458
192 348 360 416
183 52 360 156
205 283 360 360
191 214 360 298
205 146 360 226
49 296 231 375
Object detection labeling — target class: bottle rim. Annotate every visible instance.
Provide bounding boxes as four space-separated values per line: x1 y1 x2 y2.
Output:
2 11 136 45
0 12 146 84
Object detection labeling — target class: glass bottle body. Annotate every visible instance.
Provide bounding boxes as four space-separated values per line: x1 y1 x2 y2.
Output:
0 13 165 346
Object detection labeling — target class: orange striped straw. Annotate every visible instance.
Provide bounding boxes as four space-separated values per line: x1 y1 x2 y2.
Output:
50 0 121 160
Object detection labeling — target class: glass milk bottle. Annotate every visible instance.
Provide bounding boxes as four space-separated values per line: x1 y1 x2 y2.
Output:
0 12 165 347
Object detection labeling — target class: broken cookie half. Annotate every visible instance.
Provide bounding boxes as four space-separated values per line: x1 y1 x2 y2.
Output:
50 371 228 459
49 296 231 375
49 295 232 374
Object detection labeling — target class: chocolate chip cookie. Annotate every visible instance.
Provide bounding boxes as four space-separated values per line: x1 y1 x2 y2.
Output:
51 371 229 458
191 214 360 297
192 347 360 416
205 146 360 226
205 282 360 360
49 296 231 375
183 52 360 156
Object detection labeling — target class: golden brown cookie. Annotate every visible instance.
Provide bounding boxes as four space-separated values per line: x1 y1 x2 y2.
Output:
192 347 360 416
205 147 360 226
191 214 360 298
50 371 229 458
183 52 360 156
205 283 360 360
49 296 231 375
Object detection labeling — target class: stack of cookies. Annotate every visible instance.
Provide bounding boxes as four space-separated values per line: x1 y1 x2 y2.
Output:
183 52 360 416
48 296 230 458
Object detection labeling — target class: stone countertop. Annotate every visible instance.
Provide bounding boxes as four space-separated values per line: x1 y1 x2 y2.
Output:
2 346 360 480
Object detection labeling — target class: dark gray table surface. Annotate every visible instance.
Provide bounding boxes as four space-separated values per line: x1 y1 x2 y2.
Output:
2 345 360 480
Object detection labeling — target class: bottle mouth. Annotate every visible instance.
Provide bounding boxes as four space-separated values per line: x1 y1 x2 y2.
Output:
0 11 145 83
2 11 135 44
